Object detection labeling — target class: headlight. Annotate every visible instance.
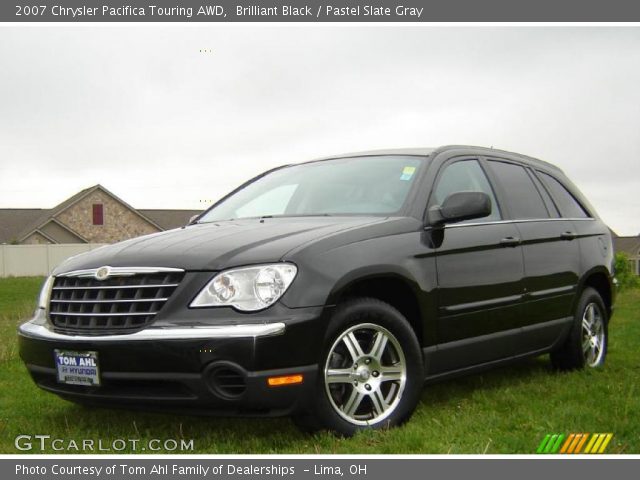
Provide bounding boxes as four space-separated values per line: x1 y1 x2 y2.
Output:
190 263 297 311
37 276 55 310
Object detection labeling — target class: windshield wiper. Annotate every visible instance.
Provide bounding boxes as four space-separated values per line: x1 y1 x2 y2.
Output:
201 214 335 223
258 214 333 219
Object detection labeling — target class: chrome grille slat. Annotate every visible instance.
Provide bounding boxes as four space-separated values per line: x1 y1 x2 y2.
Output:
50 298 168 304
53 284 179 290
48 269 184 336
50 311 158 317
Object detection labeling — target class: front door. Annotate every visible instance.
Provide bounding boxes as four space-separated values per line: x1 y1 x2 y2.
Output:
427 158 525 373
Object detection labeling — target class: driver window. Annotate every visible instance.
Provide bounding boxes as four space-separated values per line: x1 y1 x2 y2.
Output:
433 159 501 222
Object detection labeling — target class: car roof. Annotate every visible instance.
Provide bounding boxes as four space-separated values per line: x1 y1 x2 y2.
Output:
310 145 563 174
313 147 437 160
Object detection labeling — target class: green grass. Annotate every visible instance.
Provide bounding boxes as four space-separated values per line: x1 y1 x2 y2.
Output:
1 276 638 454
0 277 42 364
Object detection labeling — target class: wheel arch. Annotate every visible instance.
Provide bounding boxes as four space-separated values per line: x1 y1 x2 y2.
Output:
576 267 614 320
326 268 426 346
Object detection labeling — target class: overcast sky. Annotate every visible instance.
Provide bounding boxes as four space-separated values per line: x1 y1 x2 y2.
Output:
0 26 638 235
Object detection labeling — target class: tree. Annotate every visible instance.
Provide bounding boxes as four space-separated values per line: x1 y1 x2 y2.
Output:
614 252 639 290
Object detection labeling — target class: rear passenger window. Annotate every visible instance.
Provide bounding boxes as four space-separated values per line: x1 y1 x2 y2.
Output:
488 161 549 219
537 172 590 218
432 159 501 222
527 172 559 217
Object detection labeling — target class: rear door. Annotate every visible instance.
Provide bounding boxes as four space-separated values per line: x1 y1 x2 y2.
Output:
428 157 525 373
484 159 580 352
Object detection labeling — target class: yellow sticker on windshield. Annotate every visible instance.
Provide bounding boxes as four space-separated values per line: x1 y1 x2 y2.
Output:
400 166 416 181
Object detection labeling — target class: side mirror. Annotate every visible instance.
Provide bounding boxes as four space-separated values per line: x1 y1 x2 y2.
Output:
188 214 200 225
428 191 491 226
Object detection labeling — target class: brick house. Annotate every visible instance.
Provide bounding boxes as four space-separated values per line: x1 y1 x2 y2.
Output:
0 185 201 245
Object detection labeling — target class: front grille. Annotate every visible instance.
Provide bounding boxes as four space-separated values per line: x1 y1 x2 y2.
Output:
49 269 184 335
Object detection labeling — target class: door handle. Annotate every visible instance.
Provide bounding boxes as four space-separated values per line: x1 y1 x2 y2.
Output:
561 231 577 240
500 236 521 247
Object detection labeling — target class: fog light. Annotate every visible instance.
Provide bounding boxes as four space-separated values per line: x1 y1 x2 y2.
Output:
267 374 304 387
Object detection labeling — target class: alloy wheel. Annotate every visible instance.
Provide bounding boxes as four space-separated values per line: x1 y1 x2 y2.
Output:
323 323 407 426
581 302 605 367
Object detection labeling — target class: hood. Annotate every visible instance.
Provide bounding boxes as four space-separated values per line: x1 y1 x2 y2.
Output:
54 216 388 273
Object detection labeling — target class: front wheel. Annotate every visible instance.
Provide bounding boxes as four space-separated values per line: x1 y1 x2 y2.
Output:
296 298 424 436
551 287 608 370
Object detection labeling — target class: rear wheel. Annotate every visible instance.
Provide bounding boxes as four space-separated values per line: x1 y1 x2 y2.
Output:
551 287 608 370
295 298 423 436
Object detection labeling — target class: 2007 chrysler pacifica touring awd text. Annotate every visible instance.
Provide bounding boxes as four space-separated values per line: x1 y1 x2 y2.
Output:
19 145 615 435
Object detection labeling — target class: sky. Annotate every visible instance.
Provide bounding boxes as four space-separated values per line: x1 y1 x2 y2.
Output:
0 26 639 235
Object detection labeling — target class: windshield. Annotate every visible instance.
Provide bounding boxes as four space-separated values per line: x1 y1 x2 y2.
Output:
198 155 425 223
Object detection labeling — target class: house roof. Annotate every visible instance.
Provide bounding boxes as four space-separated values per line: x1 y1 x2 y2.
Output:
14 184 164 243
0 209 47 244
0 185 202 244
614 236 640 256
12 186 97 243
139 209 201 230
38 218 90 243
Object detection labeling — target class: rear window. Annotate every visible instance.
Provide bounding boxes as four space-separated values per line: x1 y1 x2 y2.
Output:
487 161 549 220
537 172 590 218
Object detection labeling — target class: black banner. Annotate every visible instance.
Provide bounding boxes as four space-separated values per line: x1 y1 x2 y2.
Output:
4 459 639 480
3 0 640 22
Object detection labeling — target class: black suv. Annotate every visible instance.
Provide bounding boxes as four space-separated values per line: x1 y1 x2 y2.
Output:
19 146 614 435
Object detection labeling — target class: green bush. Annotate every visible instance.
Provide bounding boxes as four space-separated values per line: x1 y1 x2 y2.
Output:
614 252 639 290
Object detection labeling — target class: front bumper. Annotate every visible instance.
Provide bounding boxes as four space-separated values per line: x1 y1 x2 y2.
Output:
18 306 328 416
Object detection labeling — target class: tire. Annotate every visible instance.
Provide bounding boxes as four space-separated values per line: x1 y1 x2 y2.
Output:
295 297 424 436
551 287 608 371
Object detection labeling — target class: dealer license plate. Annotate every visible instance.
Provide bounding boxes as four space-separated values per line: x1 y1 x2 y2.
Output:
54 350 101 386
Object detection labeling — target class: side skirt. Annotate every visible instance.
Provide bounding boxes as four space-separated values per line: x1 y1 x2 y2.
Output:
422 316 573 383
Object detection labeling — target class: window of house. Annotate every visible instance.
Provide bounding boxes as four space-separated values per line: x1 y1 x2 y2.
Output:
487 161 549 220
537 171 590 218
92 203 104 225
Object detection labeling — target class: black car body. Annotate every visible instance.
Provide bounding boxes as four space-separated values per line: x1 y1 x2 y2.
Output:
19 145 615 434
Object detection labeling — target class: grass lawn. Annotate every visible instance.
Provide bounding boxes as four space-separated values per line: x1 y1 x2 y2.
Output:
0 276 638 454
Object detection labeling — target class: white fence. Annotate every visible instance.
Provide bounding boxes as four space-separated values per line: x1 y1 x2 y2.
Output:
0 244 107 277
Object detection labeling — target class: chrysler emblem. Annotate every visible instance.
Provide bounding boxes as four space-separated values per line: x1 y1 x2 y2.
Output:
95 266 111 281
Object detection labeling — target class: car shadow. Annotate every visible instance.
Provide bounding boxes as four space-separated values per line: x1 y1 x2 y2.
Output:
44 399 308 452
419 355 553 406
39 355 556 451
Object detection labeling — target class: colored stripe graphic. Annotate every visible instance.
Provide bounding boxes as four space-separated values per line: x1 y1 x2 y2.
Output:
538 433 613 454
592 433 606 452
544 434 558 453
559 433 575 453
574 433 589 453
598 433 614 453
567 433 582 453
537 434 565 453
584 433 598 453
549 434 565 453
585 433 614 454
536 434 552 453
